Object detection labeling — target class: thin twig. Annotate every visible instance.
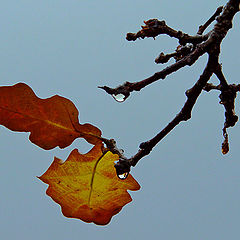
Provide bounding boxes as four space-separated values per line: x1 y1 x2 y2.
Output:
99 38 212 99
126 19 209 45
203 83 221 91
197 6 224 35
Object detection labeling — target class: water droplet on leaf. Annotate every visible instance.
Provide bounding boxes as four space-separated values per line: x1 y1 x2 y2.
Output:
117 172 129 180
112 93 126 103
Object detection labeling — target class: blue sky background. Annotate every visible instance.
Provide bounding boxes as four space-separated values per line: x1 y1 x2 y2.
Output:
1 1 240 239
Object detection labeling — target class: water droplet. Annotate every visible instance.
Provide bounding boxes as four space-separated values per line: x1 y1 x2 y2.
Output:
117 172 129 180
112 93 126 103
119 149 124 154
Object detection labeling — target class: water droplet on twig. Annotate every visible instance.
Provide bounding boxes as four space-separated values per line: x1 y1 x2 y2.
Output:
117 172 129 180
112 93 126 103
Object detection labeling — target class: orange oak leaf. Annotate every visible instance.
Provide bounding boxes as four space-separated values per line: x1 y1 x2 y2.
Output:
0 83 101 150
38 144 140 225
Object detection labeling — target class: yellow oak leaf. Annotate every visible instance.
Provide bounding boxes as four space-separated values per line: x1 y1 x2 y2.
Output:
39 144 140 225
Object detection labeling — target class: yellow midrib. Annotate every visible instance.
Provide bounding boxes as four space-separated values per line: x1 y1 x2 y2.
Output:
87 152 107 206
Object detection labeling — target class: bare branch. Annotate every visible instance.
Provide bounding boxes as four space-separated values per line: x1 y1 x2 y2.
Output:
99 0 240 175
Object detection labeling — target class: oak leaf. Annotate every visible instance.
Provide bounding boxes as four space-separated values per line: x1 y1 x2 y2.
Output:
0 83 101 150
39 144 140 225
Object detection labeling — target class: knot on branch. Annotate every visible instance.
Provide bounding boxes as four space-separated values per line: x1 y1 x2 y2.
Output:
155 44 194 64
139 141 153 155
174 44 194 61
155 52 172 64
101 138 125 158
